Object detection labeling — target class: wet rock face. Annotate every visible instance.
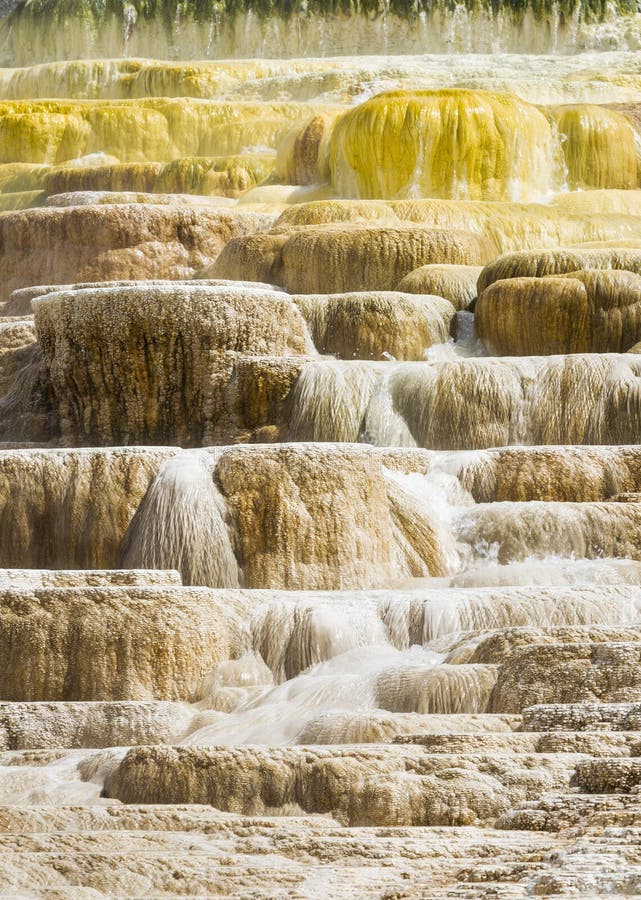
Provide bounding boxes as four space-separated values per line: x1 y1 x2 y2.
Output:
6 1 636 65
0 445 465 588
329 90 562 202
287 354 641 448
0 585 248 701
4 444 641 586
276 114 336 185
34 283 309 445
550 104 641 191
216 446 405 590
11 344 641 449
0 447 176 569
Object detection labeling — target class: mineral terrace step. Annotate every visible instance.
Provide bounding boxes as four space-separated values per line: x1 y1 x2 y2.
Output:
0 702 193 750
0 811 634 898
489 641 641 713
497 791 641 831
521 702 641 732
0 806 563 838
393 731 641 756
102 744 580 827
0 819 558 899
574 758 641 793
0 569 182 588
5 584 640 707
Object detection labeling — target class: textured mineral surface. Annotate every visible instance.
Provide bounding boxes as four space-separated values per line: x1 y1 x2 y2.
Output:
2 2 641 896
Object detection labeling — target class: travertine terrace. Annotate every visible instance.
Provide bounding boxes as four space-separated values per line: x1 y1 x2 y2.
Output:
2 0 641 896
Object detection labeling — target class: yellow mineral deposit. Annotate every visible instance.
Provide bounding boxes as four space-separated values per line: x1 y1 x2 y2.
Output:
0 98 344 166
1 0 641 895
329 89 563 201
275 196 641 252
551 103 641 189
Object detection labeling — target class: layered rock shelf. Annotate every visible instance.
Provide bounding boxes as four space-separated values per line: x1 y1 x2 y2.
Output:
2 5 641 896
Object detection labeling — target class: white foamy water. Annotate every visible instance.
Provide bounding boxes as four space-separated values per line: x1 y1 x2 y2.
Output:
187 644 445 745
0 750 124 806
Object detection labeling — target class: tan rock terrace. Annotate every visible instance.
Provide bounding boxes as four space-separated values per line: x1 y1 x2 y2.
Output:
3 2 641 896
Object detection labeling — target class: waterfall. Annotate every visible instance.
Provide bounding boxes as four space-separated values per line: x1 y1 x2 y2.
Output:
288 355 641 449
119 452 241 588
3 0 640 65
330 90 566 202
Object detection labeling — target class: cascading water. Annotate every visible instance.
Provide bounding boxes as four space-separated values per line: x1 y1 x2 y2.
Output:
1 0 641 894
2 0 641 63
118 452 241 587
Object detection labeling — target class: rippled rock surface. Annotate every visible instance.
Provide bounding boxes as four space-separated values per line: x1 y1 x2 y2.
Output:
1 2 641 897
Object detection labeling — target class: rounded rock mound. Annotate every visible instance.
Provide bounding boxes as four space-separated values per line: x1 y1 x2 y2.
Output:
477 247 641 294
293 291 455 360
213 224 497 293
476 269 641 355
328 89 559 201
395 264 483 310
